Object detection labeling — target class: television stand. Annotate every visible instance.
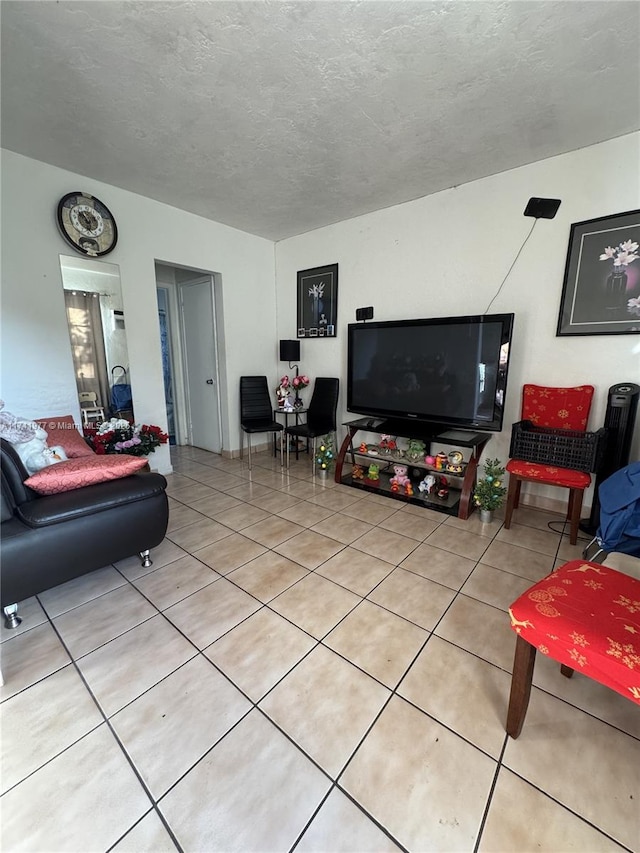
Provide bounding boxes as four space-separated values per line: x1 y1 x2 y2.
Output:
334 418 492 519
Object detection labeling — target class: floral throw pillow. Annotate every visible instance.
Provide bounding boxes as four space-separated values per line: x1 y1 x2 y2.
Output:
24 454 148 495
34 415 95 458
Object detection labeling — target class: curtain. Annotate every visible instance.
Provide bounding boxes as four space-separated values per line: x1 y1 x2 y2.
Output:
64 290 110 411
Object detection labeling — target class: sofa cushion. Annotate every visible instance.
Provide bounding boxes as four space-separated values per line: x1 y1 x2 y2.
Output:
35 415 95 458
506 459 591 489
24 455 148 495
17 472 167 527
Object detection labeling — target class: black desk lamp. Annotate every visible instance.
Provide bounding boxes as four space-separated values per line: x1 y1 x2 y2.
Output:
280 339 306 408
279 339 300 378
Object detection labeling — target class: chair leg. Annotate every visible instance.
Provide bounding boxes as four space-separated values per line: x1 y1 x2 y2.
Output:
286 431 290 469
278 430 284 467
239 430 244 460
504 475 520 529
582 537 606 562
560 664 574 678
3 603 21 629
311 437 317 477
568 488 583 546
506 634 536 739
513 477 522 509
247 435 252 471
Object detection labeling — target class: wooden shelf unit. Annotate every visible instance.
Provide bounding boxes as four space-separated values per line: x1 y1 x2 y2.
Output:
334 418 492 519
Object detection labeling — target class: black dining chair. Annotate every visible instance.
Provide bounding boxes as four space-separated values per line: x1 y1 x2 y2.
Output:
240 376 284 470
285 377 339 476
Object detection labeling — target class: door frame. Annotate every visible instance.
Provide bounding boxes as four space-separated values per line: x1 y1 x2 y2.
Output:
177 275 223 453
156 284 182 444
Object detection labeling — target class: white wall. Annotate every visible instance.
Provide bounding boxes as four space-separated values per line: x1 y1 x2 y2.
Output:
1 150 276 473
275 133 640 508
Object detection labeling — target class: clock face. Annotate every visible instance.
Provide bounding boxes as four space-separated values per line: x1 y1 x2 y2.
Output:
57 192 117 256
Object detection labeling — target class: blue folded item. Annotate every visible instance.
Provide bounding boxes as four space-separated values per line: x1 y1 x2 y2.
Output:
596 462 640 556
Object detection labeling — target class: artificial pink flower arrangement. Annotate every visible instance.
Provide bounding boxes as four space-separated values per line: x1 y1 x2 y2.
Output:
292 374 310 390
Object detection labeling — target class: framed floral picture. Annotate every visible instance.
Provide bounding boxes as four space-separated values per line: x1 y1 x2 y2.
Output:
557 209 640 336
297 264 338 338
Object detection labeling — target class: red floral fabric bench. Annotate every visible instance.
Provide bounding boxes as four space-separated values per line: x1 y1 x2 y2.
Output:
506 559 640 738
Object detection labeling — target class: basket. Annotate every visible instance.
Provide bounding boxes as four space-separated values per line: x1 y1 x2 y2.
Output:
509 421 607 473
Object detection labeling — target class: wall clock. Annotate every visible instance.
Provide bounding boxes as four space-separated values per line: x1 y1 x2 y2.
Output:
56 192 118 257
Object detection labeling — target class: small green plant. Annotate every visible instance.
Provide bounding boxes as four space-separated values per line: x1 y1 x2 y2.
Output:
473 458 507 510
315 434 335 472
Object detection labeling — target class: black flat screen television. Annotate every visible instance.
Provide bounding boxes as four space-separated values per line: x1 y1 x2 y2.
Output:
347 313 515 433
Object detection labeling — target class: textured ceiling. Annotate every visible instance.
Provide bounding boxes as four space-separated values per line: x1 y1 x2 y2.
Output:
2 1 639 241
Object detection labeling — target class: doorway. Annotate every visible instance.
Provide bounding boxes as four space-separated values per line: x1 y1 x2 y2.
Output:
155 264 223 454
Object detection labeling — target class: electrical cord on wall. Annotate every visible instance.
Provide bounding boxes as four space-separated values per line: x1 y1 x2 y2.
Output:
483 218 538 314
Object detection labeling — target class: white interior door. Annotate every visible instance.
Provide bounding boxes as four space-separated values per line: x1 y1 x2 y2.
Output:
179 277 222 453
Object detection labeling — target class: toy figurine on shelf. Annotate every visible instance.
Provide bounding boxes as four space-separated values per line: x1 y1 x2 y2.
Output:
404 481 414 497
352 463 365 480
378 434 397 455
390 481 399 493
436 476 449 500
358 441 368 453
435 452 448 471
418 472 436 496
364 462 380 487
405 438 426 462
445 449 465 474
389 464 410 490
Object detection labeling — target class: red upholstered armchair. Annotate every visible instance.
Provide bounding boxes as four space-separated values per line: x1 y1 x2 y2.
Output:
504 384 595 545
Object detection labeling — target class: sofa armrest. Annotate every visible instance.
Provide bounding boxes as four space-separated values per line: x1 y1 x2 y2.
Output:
17 472 167 528
1 438 37 505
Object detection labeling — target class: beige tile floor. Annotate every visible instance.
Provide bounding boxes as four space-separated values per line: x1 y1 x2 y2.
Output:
1 445 638 852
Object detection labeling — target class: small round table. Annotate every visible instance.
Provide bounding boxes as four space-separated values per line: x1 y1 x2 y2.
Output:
273 407 308 459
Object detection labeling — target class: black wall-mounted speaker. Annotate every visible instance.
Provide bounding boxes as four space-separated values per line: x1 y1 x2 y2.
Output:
356 306 374 321
279 339 300 362
581 381 640 534
523 197 562 219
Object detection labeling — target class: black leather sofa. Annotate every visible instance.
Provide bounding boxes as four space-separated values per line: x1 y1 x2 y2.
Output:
1 438 169 625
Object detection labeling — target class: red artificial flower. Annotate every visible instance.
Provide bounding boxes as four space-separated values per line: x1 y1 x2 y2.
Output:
84 421 168 456
140 424 168 442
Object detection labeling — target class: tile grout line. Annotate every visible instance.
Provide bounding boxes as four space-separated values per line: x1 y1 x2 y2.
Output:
12 597 186 853
472 731 510 852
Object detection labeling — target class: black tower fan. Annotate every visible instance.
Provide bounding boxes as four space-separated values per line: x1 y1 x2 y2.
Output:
581 382 640 534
